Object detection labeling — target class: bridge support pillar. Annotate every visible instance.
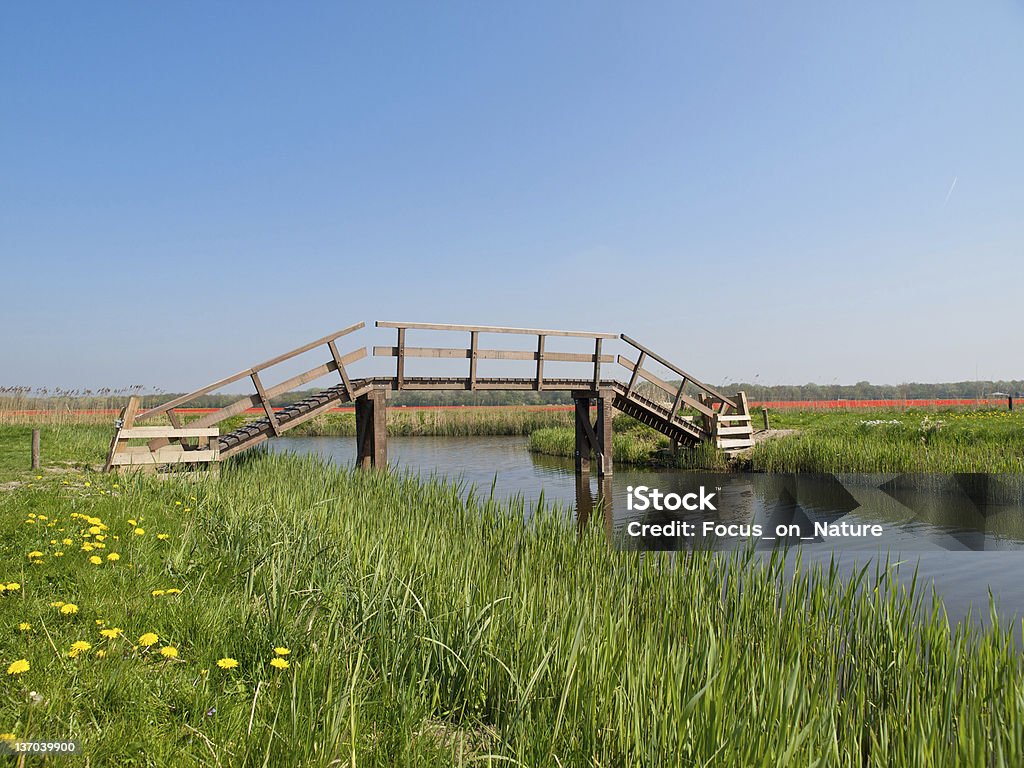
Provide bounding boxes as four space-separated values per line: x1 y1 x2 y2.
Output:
355 388 388 470
572 389 614 477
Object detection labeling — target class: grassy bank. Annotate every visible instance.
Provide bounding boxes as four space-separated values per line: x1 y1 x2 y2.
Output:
753 408 1024 473
1 447 1022 765
529 408 1024 474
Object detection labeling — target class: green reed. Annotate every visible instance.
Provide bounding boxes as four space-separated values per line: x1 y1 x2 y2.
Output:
2 452 1020 765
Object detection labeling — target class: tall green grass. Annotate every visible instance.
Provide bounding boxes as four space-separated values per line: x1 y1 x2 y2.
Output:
1 451 1022 764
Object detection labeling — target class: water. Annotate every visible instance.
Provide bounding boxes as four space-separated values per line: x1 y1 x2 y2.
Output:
269 435 1024 624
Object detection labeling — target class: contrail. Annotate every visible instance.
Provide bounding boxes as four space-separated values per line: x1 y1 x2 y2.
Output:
943 175 958 205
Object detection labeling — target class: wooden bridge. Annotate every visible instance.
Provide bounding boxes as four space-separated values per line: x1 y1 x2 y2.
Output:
104 321 753 475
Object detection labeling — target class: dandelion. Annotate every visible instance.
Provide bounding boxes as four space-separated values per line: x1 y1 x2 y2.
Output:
50 601 64 608
53 552 63 558
156 534 170 541
138 632 159 646
270 657 289 670
6 583 20 591
106 553 120 561
100 628 122 639
134 528 145 536
128 519 137 527
84 481 91 487
89 556 103 565
151 589 166 597
216 657 238 670
88 526 102 535
95 619 105 626
60 603 78 615
274 647 290 656
165 588 182 595
95 650 107 658
62 538 72 546
69 640 92 657
160 646 179 659
18 623 31 632
0 733 15 742
27 551 43 559
6 659 29 676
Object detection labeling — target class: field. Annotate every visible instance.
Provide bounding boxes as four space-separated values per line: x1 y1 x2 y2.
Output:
1 421 1023 765
529 407 1024 474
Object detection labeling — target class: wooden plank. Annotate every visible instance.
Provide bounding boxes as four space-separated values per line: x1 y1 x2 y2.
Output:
625 351 645 397
717 415 752 422
121 427 219 438
251 372 281 437
219 433 268 460
376 321 616 339
717 438 755 450
372 346 613 364
619 334 737 410
111 447 218 465
592 338 602 391
716 426 754 436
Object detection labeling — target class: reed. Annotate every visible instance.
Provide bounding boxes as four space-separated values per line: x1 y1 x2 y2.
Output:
0 448 1021 764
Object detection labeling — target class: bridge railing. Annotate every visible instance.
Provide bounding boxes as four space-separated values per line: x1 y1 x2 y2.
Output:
617 334 738 424
133 323 368 436
373 321 616 391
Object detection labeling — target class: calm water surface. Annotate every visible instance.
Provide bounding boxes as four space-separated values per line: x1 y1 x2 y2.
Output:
270 435 1024 624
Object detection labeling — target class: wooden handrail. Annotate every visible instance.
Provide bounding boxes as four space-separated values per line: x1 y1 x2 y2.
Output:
136 323 365 421
619 334 737 409
376 321 616 339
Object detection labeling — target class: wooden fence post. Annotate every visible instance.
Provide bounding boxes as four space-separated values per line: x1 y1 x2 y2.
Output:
762 407 770 431
31 429 40 470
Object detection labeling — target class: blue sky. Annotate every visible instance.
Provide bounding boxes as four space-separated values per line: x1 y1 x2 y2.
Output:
3 2 1022 391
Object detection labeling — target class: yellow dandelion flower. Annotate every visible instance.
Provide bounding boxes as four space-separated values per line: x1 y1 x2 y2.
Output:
37 514 47 521
273 647 290 656
0 585 6 593
80 543 94 552
151 589 165 597
70 641 92 654
49 601 65 608
28 514 36 519
156 533 170 541
6 659 29 675
60 603 79 614
27 551 43 559
165 588 182 595
128 519 137 526
62 538 72 546
138 632 159 646
160 646 179 659
84 481 91 487
134 528 145 536
89 556 103 565
0 733 15 742
95 649 107 658
106 552 120 561
18 623 31 632
53 552 63 558
270 657 289 670
100 628 122 639
174 501 182 506
95 619 105 626
5 583 20 591
216 657 238 669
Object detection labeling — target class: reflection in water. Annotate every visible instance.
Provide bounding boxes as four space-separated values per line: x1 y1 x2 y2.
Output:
269 435 1024 621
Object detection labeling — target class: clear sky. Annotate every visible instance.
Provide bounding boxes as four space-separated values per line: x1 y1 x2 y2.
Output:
3 2 1022 392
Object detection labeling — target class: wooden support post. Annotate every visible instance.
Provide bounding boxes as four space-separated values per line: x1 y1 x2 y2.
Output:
396 328 406 390
251 372 281 437
761 407 770 431
355 388 388 470
573 390 614 477
596 389 614 477
107 396 141 472
592 337 602 391
468 331 478 390
573 393 591 475
625 351 645 398
535 335 545 391
328 339 353 396
31 429 40 470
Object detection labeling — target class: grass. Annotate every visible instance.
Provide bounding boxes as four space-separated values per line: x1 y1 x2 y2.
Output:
528 417 731 471
753 407 1024 474
1 448 1022 765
